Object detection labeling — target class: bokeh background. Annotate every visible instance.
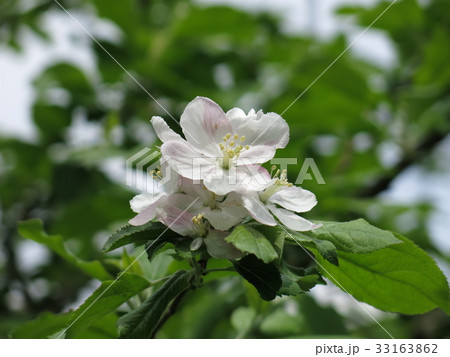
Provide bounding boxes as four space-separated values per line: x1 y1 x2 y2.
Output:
1 0 450 338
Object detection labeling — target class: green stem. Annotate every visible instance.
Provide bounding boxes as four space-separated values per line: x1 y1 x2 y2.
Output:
203 267 235 274
149 275 172 285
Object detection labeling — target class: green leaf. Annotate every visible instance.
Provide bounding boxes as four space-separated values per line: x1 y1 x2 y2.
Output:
18 219 111 281
308 219 402 254
233 255 282 301
71 313 118 339
226 225 278 263
10 311 72 339
65 273 151 338
253 225 285 257
103 221 168 252
312 234 450 315
118 270 192 338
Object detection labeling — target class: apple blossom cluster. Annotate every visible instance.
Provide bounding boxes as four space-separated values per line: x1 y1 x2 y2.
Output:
129 97 320 259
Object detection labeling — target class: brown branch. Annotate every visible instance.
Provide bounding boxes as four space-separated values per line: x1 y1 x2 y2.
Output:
357 129 448 197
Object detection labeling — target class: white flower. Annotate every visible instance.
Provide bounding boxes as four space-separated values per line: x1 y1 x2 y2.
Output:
152 96 289 195
241 168 321 232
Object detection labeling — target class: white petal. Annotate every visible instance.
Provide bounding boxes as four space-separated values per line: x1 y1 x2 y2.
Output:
237 144 276 164
202 166 240 195
204 230 243 260
268 204 321 232
130 192 165 213
161 140 217 181
226 107 247 129
241 192 277 226
229 110 289 149
151 116 182 142
180 97 232 157
268 186 317 213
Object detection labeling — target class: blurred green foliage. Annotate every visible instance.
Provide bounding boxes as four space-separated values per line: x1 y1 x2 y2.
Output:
1 0 449 338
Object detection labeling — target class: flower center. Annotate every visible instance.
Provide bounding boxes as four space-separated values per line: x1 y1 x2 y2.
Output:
191 214 209 237
150 166 163 181
219 133 249 170
258 167 293 203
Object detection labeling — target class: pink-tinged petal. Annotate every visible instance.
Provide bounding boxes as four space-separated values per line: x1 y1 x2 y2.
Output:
161 140 217 181
170 193 203 211
151 116 182 143
231 110 289 149
129 192 167 226
180 97 232 156
241 192 277 226
204 230 244 260
268 186 317 213
237 144 276 164
155 195 200 236
129 206 157 226
179 177 217 204
268 204 321 232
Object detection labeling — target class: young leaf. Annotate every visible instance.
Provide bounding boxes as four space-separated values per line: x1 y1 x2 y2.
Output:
118 270 192 338
308 219 402 254
18 219 111 281
233 255 282 301
312 234 450 315
226 225 278 263
103 221 168 252
65 273 151 338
